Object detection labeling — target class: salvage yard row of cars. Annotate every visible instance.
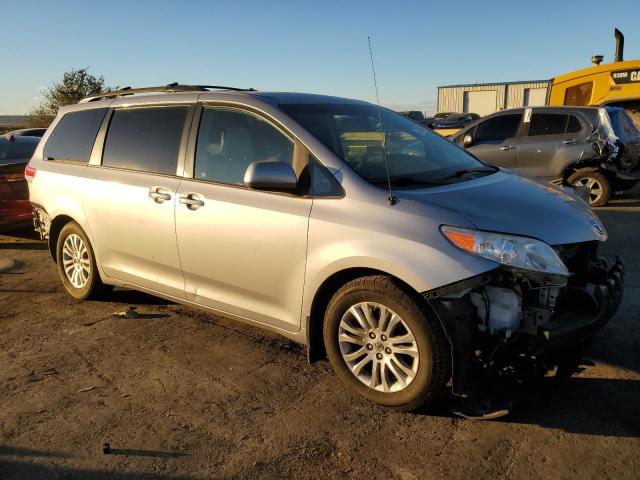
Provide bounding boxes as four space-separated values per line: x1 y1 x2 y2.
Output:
400 105 640 206
16 83 626 418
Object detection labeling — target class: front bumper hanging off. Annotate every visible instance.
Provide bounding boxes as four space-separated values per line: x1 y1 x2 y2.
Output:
531 256 624 351
429 253 625 396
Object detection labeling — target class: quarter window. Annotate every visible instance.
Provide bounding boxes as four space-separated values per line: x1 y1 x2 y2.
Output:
564 83 593 106
44 108 107 162
102 107 188 175
566 115 582 134
474 114 521 144
194 108 294 186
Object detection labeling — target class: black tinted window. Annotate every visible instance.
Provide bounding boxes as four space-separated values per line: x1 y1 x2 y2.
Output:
474 114 521 143
44 108 107 162
566 115 582 134
195 108 293 185
529 113 569 136
102 107 187 175
0 138 38 163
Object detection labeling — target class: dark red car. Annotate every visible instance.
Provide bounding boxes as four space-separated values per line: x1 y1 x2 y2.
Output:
0 135 40 231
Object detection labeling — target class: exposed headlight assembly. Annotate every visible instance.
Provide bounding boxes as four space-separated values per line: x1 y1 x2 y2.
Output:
441 225 569 280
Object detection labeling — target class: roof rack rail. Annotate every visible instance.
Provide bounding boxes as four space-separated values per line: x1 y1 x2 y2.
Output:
80 83 257 103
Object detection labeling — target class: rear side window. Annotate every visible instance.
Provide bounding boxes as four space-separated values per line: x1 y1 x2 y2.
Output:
102 107 188 175
44 108 107 162
474 114 521 144
529 113 583 136
529 114 568 136
564 83 593 106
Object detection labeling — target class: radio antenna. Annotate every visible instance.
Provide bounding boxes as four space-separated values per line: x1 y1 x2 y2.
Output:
367 35 395 206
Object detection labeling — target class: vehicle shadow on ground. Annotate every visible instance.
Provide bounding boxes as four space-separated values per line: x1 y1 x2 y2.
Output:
0 445 197 480
104 288 174 306
0 242 47 250
421 377 640 439
0 461 199 480
505 377 640 438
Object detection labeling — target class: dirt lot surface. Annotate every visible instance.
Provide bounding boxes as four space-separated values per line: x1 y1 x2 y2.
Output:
1 190 639 480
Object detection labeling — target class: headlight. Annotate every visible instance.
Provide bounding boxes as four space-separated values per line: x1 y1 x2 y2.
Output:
441 225 569 278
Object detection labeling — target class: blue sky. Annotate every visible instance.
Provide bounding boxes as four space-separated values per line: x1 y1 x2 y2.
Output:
2 0 639 114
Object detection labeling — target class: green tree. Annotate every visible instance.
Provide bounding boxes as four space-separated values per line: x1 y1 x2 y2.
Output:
28 68 111 127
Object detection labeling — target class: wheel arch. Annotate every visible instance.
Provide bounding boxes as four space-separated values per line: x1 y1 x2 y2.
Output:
48 214 77 263
561 161 601 182
306 267 435 363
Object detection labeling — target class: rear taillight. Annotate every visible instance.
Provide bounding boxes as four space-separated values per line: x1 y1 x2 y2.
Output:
25 164 36 178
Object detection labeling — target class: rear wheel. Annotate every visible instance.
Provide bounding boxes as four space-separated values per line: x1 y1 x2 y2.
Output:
323 276 451 411
567 169 611 207
56 222 111 300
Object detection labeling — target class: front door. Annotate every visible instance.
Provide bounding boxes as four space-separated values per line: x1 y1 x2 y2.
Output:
466 113 523 169
175 106 311 332
82 105 191 298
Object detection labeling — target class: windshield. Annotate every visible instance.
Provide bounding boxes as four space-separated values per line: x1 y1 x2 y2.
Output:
280 103 491 187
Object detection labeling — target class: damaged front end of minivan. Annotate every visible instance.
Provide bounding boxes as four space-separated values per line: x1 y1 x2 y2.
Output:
424 225 624 412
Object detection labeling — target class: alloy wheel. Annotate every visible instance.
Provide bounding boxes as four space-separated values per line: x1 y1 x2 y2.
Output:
61 233 90 289
573 177 604 205
338 302 419 393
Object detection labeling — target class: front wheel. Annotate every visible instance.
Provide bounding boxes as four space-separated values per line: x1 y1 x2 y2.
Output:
323 276 451 411
567 169 612 207
56 221 111 300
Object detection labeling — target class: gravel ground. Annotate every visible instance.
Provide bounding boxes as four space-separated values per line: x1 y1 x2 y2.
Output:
1 189 639 479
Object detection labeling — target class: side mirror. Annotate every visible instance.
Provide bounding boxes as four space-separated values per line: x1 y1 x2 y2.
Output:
244 160 297 191
462 134 473 148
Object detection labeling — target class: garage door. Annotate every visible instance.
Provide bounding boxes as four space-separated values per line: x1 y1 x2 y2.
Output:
524 87 547 106
463 90 496 116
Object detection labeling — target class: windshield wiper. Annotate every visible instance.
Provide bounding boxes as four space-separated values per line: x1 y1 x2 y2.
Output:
370 177 446 187
437 166 498 181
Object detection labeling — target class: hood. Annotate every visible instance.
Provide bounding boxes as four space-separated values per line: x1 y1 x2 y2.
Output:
395 170 607 246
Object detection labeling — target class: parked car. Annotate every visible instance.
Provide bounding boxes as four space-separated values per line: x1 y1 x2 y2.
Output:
0 135 39 230
451 106 640 206
432 112 480 137
434 112 480 129
399 111 425 122
399 111 435 129
27 85 624 417
5 127 47 138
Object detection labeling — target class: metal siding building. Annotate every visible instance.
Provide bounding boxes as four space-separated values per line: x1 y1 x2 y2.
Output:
437 80 551 116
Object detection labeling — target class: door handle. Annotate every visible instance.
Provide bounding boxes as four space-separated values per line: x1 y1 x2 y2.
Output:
179 193 205 210
500 145 517 151
562 138 578 144
149 186 172 203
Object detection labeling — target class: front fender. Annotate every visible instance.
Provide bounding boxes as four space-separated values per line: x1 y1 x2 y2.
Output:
301 197 497 323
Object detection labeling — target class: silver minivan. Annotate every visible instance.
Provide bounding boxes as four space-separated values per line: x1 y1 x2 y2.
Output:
27 84 624 418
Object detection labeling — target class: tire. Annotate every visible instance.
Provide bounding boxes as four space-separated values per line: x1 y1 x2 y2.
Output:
567 169 612 207
56 221 111 300
323 275 451 411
